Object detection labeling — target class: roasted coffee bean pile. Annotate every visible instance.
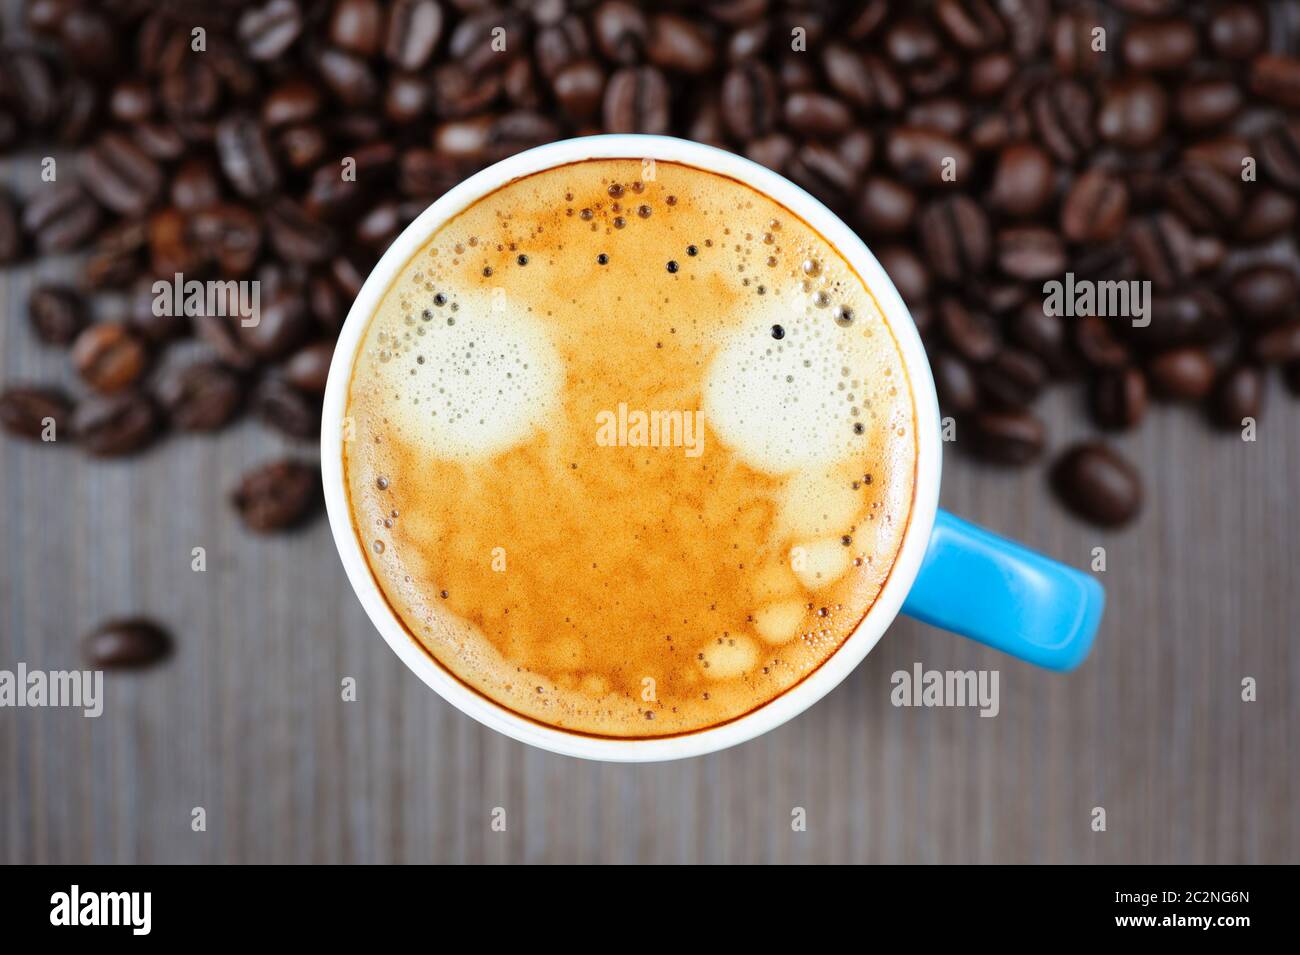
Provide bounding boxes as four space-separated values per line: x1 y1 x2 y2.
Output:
2 1 1300 531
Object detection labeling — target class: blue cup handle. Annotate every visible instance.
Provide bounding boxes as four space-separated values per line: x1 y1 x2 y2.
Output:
900 510 1104 671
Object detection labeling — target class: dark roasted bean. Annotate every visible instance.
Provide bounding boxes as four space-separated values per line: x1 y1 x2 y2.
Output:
919 196 991 282
157 361 244 432
969 410 1046 465
82 618 172 669
72 391 161 456
1147 347 1216 400
1050 443 1142 527
1209 365 1263 429
0 385 73 441
231 458 320 532
28 285 86 345
71 322 149 393
1089 366 1147 430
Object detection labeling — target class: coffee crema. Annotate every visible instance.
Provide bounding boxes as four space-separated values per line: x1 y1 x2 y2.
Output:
344 158 917 738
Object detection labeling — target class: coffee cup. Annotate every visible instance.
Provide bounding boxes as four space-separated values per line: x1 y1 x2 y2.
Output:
321 134 1104 762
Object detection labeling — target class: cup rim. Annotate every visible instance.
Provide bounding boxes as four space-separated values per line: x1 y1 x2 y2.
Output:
321 134 942 762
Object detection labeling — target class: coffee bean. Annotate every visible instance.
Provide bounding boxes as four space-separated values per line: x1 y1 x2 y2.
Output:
934 0 1005 51
1183 133 1252 177
0 188 22 263
1122 20 1197 73
254 376 319 439
1030 78 1095 164
979 348 1047 409
783 92 853 138
2 49 59 127
238 0 304 61
71 322 149 393
127 277 188 344
1074 315 1131 370
938 297 1000 363
786 143 857 204
266 198 337 265
1052 11 1103 76
878 245 930 306
1050 442 1142 527
1142 289 1229 351
997 227 1065 281
1060 169 1128 244
933 350 979 414
237 290 311 360
157 361 243 432
603 66 670 134
1255 121 1300 192
1089 366 1147 430
231 458 320 532
1010 301 1073 375
330 0 383 57
969 410 1046 465
858 177 916 235
988 143 1054 218
28 284 86 345
195 313 258 372
1252 322 1300 364
646 14 714 74
159 58 219 125
190 203 264 276
550 60 605 120
1164 162 1242 233
1146 347 1216 400
1285 361 1300 398
1127 213 1198 291
1227 265 1297 323
1237 190 1296 243
79 132 163 217
108 79 152 124
919 196 991 282
72 391 161 456
1209 3 1264 60
1175 77 1242 129
822 43 875 108
82 618 172 669
386 0 444 71
1097 77 1167 149
0 385 73 441
885 126 972 187
593 1 648 64
721 61 778 140
1209 364 1263 429
969 51 1014 97
1250 54 1300 110
282 341 335 394
22 182 102 253
170 158 222 213
216 113 280 199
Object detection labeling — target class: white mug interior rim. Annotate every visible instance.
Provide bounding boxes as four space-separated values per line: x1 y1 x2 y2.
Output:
321 134 942 762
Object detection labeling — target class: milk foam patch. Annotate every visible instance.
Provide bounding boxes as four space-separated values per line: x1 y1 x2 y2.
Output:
703 286 884 475
364 286 563 461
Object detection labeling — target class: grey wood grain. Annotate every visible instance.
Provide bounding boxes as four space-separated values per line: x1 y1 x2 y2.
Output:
1 177 1296 867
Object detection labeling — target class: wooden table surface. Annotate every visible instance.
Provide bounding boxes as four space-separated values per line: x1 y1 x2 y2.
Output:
2 170 1297 867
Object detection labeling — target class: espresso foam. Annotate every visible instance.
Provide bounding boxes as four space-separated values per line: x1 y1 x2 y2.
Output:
344 158 917 738
361 286 563 461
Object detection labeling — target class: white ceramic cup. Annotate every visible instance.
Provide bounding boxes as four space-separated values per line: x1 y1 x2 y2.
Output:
321 133 943 762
